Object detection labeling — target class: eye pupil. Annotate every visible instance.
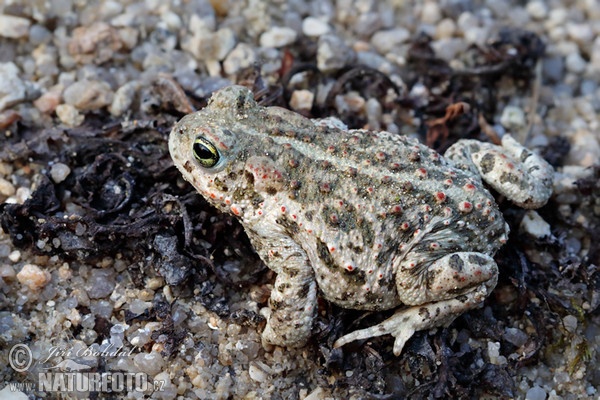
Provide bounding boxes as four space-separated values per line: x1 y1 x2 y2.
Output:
193 137 220 168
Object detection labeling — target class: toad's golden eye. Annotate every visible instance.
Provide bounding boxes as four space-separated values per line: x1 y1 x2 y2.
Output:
193 137 220 168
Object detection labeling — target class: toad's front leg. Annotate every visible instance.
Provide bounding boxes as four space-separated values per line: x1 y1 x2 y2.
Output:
247 231 318 348
334 252 498 355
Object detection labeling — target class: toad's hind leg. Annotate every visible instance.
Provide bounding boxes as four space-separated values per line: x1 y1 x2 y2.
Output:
334 252 498 356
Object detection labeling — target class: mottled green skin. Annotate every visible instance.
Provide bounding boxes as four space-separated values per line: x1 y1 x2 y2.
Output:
169 86 552 352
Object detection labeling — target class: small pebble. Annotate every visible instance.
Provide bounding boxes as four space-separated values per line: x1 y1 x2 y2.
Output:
435 18 457 39
520 210 552 239
503 327 529 347
500 105 526 130
302 17 330 37
0 62 27 111
0 14 31 39
565 52 587 74
8 250 21 262
317 34 355 72
68 22 122 64
526 1 548 20
566 23 594 46
55 104 84 127
109 81 140 117
525 386 547 400
371 28 410 54
248 363 268 382
0 265 16 280
421 1 442 23
259 26 297 48
63 80 114 111
289 90 314 113
223 43 256 75
562 315 578 333
85 268 116 299
50 163 71 184
16 264 51 291
0 177 15 197
134 352 166 376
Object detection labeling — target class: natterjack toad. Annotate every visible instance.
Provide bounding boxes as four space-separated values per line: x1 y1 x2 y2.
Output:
169 85 553 355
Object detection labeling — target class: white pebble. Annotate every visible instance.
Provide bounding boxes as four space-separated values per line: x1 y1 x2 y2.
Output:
565 52 587 74
16 264 51 291
289 90 314 112
435 18 456 39
500 105 526 130
56 104 84 127
248 363 268 382
50 163 71 183
223 43 256 75
566 23 594 45
562 315 578 333
0 62 27 111
526 1 548 20
525 386 547 400
0 14 31 39
421 1 442 23
259 26 297 48
8 250 21 262
519 210 552 239
371 28 410 54
0 177 15 197
302 17 330 37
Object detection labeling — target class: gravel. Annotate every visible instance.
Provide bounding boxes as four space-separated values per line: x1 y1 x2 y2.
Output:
0 1 598 399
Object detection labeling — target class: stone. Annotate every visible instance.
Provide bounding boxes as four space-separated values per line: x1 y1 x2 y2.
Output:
0 62 27 111
17 264 51 291
500 105 526 130
0 14 31 39
317 34 356 72
371 28 411 54
565 52 587 74
223 43 256 75
50 163 71 184
259 26 297 48
55 104 84 127
289 90 314 113
302 17 330 37
68 22 123 64
63 80 114 111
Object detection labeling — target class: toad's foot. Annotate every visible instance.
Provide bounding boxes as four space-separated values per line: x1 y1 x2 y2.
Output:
333 283 491 356
445 134 554 209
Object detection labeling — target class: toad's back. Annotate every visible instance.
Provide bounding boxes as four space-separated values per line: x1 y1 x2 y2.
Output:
169 85 508 311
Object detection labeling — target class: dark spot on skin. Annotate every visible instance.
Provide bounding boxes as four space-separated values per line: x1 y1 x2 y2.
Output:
236 94 246 112
479 153 496 174
305 211 313 221
418 307 430 319
213 178 228 192
265 187 278 195
499 171 520 184
520 149 532 162
277 283 291 292
349 244 364 254
316 238 336 270
282 266 298 278
183 161 193 173
449 254 465 272
228 171 237 180
276 217 300 235
297 282 311 299
245 171 255 184
468 254 488 265
270 299 282 310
